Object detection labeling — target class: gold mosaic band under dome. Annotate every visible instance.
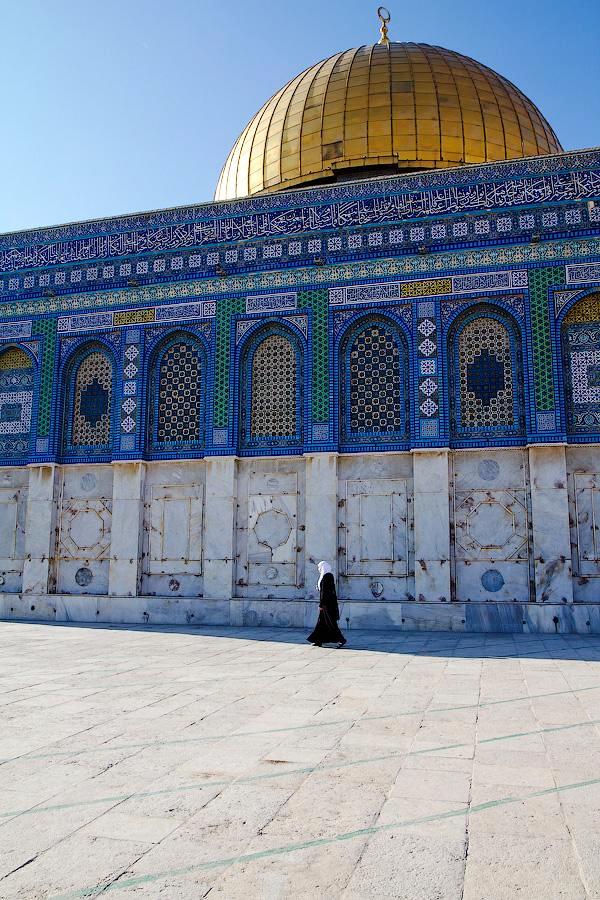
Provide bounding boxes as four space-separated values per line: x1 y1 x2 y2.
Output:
215 42 562 201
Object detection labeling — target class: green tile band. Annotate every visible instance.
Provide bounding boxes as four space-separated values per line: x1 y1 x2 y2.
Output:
32 318 57 437
528 266 563 411
299 288 328 421
214 296 244 428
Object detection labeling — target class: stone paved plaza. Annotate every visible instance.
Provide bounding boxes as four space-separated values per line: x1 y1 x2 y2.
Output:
1 623 600 899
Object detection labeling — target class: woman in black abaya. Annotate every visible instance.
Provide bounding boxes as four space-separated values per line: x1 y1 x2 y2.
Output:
307 561 347 648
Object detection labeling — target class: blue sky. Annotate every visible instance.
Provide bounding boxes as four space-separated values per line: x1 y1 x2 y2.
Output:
2 0 598 234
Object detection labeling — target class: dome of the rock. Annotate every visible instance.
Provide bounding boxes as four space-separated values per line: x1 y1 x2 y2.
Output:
215 41 562 201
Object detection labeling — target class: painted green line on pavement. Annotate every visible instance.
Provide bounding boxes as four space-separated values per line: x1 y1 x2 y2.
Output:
48 775 600 899
3 717 599 823
2 681 599 766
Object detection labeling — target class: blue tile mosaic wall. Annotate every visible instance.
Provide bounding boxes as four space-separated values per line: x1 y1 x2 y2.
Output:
1 149 600 463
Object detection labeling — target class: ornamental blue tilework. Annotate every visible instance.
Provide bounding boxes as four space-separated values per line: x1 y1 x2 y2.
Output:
0 346 34 458
1 149 600 462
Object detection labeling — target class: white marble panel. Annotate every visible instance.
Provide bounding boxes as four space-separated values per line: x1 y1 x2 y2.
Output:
22 464 57 594
235 458 305 599
529 446 573 603
141 462 205 598
413 450 451 602
55 465 113 596
345 478 408 576
451 449 532 603
53 593 99 623
230 598 305 628
337 453 414 602
203 457 236 600
0 468 28 592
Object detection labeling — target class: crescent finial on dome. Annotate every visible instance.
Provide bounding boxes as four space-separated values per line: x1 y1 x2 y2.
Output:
377 7 391 45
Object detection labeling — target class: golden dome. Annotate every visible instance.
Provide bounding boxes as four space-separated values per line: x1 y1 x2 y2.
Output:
215 42 562 201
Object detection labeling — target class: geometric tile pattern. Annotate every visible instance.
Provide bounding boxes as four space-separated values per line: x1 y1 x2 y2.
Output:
120 342 139 437
564 299 600 430
0 347 31 370
2 150 600 458
0 391 33 434
155 340 202 444
0 346 34 456
564 293 600 324
300 288 328 423
528 266 562 412
417 302 440 429
347 324 403 435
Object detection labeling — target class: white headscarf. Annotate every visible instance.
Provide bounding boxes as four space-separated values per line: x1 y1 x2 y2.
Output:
317 560 333 590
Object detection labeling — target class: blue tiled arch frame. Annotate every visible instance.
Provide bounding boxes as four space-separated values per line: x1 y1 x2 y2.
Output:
57 336 119 463
235 318 308 455
141 327 211 458
334 309 412 452
445 302 527 446
554 285 600 440
0 342 39 463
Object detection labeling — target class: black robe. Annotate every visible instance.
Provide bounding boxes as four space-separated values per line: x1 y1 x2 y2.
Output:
307 572 346 645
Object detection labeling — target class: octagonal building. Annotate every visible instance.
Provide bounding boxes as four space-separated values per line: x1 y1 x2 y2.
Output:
1 22 599 633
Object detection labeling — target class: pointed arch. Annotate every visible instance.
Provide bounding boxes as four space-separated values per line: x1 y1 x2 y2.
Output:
62 342 115 454
338 314 409 446
0 344 36 459
561 292 600 434
239 323 303 450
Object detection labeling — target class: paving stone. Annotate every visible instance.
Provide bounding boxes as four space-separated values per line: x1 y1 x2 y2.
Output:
0 622 598 898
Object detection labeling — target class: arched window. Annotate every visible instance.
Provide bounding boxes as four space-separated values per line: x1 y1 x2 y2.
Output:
0 346 34 458
340 317 408 444
148 334 205 450
64 346 114 451
241 328 302 448
450 311 522 438
562 294 600 433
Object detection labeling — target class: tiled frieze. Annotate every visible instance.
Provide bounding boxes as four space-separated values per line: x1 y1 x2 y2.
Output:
1 158 599 277
1 200 596 302
2 238 600 324
566 263 600 284
1 149 597 258
329 270 527 306
0 320 32 339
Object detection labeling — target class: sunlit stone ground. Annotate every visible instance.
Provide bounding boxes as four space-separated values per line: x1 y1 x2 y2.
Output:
1 622 600 899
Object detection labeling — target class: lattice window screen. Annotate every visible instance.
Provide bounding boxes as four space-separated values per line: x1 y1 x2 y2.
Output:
458 317 514 428
348 324 402 434
156 341 202 443
0 348 31 371
250 335 297 437
564 294 600 324
72 352 112 446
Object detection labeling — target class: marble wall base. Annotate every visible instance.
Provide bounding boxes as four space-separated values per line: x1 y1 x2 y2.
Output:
2 447 600 633
2 594 600 634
